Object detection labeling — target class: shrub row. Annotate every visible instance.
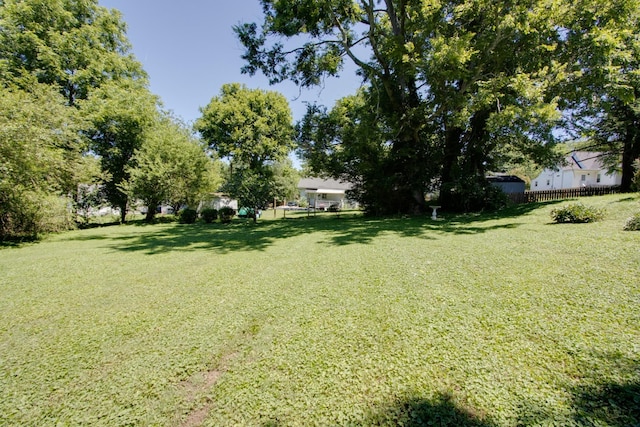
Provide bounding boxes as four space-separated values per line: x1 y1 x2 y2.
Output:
179 207 236 224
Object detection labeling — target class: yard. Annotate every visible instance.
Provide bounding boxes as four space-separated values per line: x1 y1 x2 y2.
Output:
1 194 639 426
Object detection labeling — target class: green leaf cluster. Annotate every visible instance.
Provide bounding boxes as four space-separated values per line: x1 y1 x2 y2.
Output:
0 84 82 239
196 83 294 170
196 83 296 221
0 0 155 237
125 113 215 221
550 202 606 223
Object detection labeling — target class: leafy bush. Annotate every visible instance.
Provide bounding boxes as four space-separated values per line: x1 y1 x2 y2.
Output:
1 189 74 241
550 203 605 223
200 208 218 223
623 212 640 231
218 206 236 223
179 208 198 224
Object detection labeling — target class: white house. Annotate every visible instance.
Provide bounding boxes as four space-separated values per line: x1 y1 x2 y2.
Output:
531 152 622 190
298 178 354 210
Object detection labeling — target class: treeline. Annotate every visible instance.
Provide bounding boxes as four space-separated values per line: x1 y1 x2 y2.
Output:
0 0 223 240
0 0 306 240
238 0 640 214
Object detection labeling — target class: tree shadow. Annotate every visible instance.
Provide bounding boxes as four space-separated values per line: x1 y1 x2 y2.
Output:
569 351 640 427
515 350 640 426
572 381 640 426
45 200 569 254
363 392 496 426
98 209 530 255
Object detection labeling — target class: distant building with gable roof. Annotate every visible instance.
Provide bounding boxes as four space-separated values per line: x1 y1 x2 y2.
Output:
531 152 621 190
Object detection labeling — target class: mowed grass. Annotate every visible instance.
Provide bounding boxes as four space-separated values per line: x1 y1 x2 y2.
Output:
1 195 639 426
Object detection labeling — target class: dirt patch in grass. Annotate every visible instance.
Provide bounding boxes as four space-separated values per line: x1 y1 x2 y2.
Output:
178 351 240 427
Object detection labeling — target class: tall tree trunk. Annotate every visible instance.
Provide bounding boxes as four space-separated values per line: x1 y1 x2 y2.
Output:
145 203 158 222
620 107 640 192
119 200 127 223
439 126 464 210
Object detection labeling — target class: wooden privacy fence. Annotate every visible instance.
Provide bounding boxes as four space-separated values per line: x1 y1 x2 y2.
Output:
508 185 621 204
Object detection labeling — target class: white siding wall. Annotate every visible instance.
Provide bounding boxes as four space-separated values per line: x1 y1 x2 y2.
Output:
533 168 621 190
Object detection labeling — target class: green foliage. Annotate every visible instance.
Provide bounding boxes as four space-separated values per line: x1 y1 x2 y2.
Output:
179 208 197 224
200 208 218 223
439 177 509 213
239 0 567 213
550 203 606 223
623 212 640 231
0 0 145 105
195 83 294 169
562 0 640 192
218 206 236 223
196 83 295 222
0 0 149 237
82 80 158 223
0 85 83 239
124 112 214 221
0 189 75 240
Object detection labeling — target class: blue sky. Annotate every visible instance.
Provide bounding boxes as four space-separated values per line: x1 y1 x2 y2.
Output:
98 0 363 125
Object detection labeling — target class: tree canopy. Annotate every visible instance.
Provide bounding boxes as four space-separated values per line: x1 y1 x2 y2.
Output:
125 113 219 221
195 83 295 221
81 79 159 223
0 0 145 105
0 84 81 238
237 0 638 213
196 83 295 170
0 0 153 237
562 0 640 191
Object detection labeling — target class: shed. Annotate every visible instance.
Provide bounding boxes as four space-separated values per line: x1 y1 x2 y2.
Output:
487 175 526 194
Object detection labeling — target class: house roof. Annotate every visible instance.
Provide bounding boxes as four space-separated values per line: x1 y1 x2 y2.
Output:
486 175 525 183
298 178 353 191
565 152 607 171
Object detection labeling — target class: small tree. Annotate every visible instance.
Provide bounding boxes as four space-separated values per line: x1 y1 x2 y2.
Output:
195 83 295 222
125 113 214 221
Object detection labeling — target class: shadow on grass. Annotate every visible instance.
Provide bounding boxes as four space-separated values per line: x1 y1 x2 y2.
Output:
572 381 640 426
101 214 526 254
516 351 640 426
56 200 561 254
362 392 496 427
570 351 640 427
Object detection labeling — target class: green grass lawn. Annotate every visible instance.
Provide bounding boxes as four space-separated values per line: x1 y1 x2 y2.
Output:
1 195 639 426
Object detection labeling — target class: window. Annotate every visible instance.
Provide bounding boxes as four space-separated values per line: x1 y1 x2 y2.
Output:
321 193 328 200
534 181 538 187
581 174 586 182
546 179 550 186
596 174 601 183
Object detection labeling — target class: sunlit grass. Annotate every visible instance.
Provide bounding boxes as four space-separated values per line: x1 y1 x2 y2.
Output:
1 194 639 426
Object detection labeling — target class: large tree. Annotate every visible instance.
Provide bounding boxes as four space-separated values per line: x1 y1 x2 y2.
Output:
562 0 640 192
0 85 82 239
82 79 159 223
0 0 150 234
195 83 295 221
236 0 568 213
